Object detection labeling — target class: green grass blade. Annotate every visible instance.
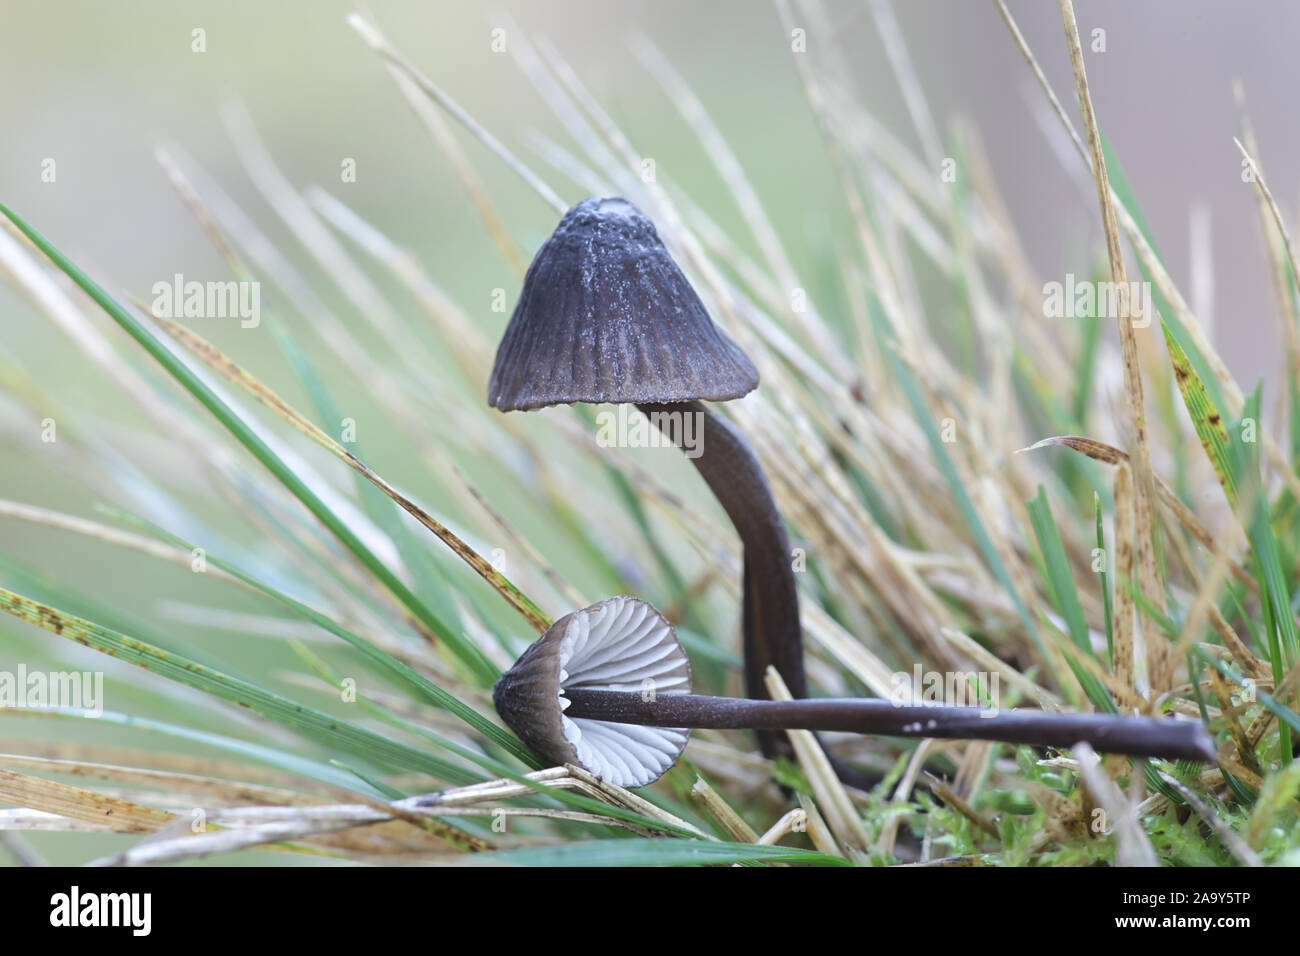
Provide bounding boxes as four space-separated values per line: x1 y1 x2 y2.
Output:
0 201 498 686
1230 388 1298 762
105 510 539 768
1161 318 1236 505
0 585 478 784
461 837 852 867
1026 486 1114 711
0 706 379 796
1072 271 1104 428
268 318 464 628
289 636 712 840
1095 492 1114 665
1196 649 1300 740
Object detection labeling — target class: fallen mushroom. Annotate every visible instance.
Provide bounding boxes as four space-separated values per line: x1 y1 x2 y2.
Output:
493 596 1218 789
487 196 807 762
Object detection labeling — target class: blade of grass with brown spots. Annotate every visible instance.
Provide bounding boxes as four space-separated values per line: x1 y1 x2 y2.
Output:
1162 319 1237 506
0 586 485 786
1111 463 1138 703
0 767 175 834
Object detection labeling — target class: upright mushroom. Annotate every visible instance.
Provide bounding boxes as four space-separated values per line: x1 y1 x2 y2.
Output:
488 196 806 763
494 596 1217 789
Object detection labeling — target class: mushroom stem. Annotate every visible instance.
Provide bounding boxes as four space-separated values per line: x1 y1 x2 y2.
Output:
639 400 805 758
562 689 1218 763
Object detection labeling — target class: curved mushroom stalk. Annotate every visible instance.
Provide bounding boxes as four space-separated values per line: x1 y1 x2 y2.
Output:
494 597 1218 788
638 400 805 759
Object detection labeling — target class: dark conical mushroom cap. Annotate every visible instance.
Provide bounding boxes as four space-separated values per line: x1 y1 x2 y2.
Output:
488 197 759 411
493 595 692 788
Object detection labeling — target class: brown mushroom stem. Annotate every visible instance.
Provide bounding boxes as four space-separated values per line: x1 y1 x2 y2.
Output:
562 689 1218 763
638 400 805 760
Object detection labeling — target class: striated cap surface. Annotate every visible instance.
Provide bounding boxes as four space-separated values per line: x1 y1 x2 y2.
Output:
488 197 758 411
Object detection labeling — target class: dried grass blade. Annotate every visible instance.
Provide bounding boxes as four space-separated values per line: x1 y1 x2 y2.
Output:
1058 1 1166 671
0 768 174 834
1112 463 1138 701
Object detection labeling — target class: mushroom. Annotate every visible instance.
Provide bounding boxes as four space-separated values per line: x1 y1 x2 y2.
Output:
487 196 807 763
494 596 1217 788
493 595 691 788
